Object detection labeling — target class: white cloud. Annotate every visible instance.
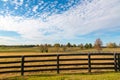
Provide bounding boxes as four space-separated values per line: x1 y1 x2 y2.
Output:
0 36 17 45
32 5 38 12
0 36 16 41
0 0 120 44
12 0 23 6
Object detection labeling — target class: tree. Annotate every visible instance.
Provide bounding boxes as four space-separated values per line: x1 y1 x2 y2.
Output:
54 43 60 47
54 43 60 52
40 44 44 53
44 44 48 52
60 44 64 47
66 42 71 47
39 44 48 53
84 43 93 49
47 44 52 47
84 43 89 49
89 43 92 48
94 38 102 52
107 42 117 48
79 44 84 49
73 44 76 47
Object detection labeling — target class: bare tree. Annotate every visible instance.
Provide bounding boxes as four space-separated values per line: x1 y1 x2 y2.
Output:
94 38 102 52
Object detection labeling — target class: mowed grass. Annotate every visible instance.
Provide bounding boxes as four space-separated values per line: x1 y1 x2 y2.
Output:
5 72 120 80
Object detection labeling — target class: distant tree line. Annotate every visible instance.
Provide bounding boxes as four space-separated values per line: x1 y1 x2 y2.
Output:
0 38 120 53
0 45 36 48
0 43 93 48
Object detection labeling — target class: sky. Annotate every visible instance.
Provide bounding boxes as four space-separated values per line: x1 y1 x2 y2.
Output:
0 0 120 45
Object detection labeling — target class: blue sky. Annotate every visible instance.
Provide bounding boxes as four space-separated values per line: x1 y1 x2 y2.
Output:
0 0 120 45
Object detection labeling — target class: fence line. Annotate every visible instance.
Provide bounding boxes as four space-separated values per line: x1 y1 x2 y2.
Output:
0 53 120 76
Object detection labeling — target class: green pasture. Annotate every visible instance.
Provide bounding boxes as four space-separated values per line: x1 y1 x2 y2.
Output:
4 72 120 80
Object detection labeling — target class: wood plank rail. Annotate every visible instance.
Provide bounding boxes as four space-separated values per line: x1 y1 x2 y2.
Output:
0 53 120 76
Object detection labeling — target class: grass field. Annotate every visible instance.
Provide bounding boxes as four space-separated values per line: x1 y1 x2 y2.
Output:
0 51 116 79
0 47 120 79
1 46 120 53
4 72 120 80
0 47 120 56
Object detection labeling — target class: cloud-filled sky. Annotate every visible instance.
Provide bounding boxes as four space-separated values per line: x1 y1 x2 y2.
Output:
0 0 120 45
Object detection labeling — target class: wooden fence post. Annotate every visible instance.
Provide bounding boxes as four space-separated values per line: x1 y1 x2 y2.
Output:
114 53 117 72
21 56 25 76
57 54 60 74
88 53 91 73
118 54 120 71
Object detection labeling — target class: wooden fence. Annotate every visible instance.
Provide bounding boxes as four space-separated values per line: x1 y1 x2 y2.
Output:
0 53 120 76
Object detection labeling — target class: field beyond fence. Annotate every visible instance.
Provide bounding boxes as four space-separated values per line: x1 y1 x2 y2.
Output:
0 52 120 79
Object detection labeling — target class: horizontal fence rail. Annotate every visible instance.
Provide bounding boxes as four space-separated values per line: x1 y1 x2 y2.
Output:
0 53 120 76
